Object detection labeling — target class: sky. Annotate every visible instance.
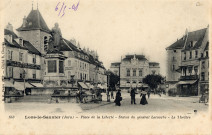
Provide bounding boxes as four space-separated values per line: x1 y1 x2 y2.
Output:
1 0 210 76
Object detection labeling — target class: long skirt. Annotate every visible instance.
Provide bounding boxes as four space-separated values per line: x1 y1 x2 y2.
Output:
140 96 148 105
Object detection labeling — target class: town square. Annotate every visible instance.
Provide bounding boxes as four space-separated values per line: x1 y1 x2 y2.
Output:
0 0 211 134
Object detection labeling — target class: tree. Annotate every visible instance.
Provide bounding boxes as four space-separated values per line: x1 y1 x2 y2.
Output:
142 74 163 90
107 71 120 90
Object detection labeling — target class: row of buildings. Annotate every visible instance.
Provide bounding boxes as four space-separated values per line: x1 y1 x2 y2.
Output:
3 7 107 92
166 26 209 96
110 54 160 89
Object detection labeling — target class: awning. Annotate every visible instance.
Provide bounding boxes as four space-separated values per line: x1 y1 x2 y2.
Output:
4 81 14 87
78 82 88 89
86 83 94 89
30 83 44 87
14 82 33 91
97 84 104 89
142 84 149 88
178 80 197 85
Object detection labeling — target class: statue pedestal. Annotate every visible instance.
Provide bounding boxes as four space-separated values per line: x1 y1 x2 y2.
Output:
43 53 67 87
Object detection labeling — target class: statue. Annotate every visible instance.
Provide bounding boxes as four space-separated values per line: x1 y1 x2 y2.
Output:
49 23 62 53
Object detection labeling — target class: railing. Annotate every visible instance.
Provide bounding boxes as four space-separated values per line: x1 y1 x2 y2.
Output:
180 75 198 80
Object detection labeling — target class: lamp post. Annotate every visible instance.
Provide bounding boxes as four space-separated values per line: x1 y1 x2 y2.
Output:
70 75 75 88
23 70 26 95
107 72 110 102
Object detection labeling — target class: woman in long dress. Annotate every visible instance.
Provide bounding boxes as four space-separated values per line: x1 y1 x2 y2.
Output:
114 90 122 106
140 90 148 105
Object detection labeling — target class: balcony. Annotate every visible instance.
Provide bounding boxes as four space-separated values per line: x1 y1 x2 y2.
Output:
180 75 198 81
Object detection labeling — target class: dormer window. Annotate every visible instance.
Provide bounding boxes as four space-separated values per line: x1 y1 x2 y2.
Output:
9 35 13 43
205 51 208 57
189 51 192 59
19 38 23 46
190 41 193 47
195 50 198 58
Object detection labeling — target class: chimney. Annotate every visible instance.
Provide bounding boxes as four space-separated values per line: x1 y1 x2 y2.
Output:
70 38 76 46
6 23 13 32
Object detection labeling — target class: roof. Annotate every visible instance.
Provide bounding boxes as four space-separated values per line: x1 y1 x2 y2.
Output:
23 40 41 55
4 29 18 39
4 38 27 50
166 38 185 50
184 28 207 50
166 28 207 50
122 55 147 61
17 10 50 32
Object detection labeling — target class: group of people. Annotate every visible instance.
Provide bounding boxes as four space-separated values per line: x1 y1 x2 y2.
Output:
113 88 149 106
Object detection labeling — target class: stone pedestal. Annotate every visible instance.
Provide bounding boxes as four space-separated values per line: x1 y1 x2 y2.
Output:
43 53 67 87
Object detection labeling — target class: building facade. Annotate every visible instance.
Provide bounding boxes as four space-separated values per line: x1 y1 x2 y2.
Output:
3 25 43 93
166 26 209 96
111 54 160 89
3 7 107 91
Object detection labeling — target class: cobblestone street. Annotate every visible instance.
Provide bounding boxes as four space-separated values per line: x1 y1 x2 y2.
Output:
4 91 208 115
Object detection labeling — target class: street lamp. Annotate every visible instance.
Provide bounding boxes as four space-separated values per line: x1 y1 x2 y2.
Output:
70 75 75 88
107 72 110 102
23 70 26 95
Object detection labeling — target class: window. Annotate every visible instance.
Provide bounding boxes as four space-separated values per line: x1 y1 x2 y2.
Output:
85 64 86 69
201 53 203 58
59 61 64 73
189 51 192 59
133 69 136 76
173 50 177 53
172 65 175 71
202 61 205 69
206 51 208 57
8 50 11 60
188 67 192 75
68 60 71 66
127 69 130 76
139 70 142 76
194 66 198 75
85 74 87 80
8 67 13 77
173 56 175 61
195 50 198 58
48 60 57 73
9 35 13 43
19 38 23 46
19 53 23 61
44 36 48 51
20 73 23 79
190 41 193 47
33 55 36 64
33 74 36 79
201 72 205 81
184 52 186 60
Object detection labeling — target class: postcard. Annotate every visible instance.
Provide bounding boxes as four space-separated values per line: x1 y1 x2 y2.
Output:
0 0 211 134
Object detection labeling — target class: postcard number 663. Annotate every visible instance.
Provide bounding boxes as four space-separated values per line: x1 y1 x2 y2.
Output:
9 115 15 119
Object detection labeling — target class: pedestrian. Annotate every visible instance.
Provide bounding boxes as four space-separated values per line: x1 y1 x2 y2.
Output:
140 90 148 105
130 88 136 104
147 90 150 99
111 89 114 99
114 89 122 106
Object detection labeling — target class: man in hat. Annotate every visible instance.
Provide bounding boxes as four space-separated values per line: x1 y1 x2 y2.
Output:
130 88 136 104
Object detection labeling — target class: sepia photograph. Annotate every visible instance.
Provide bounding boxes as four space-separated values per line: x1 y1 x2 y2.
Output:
0 0 211 134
